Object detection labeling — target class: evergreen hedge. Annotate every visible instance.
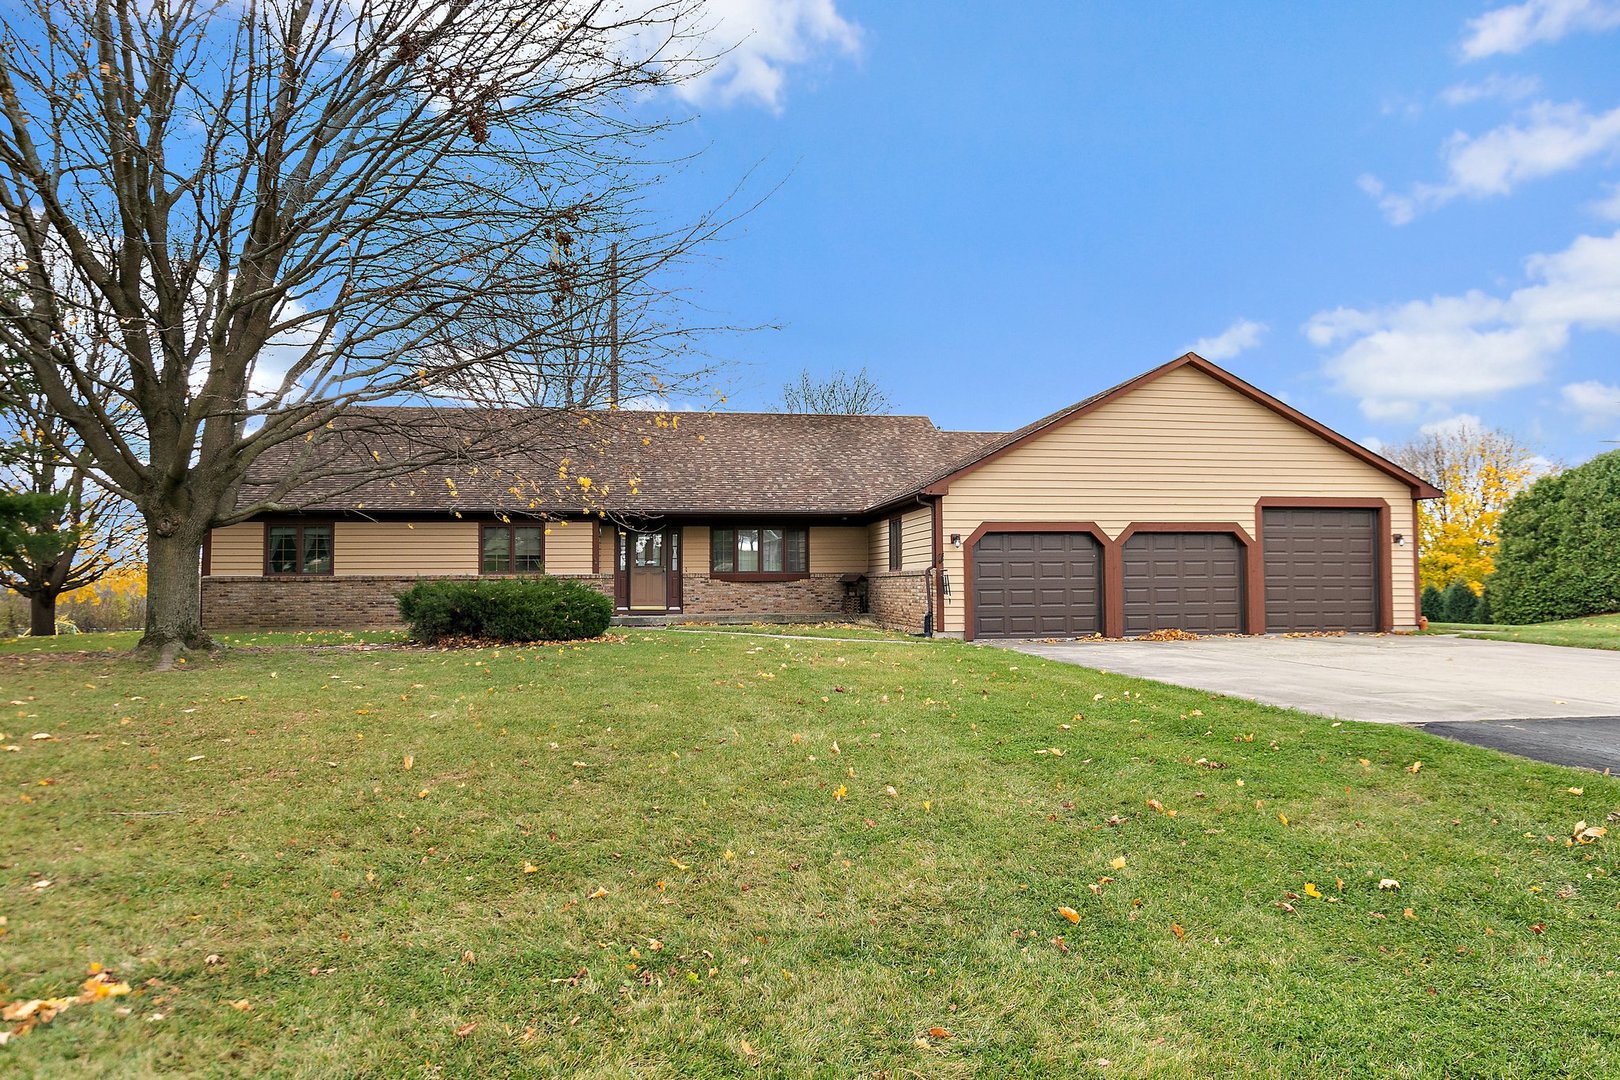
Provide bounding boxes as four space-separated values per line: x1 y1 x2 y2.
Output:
1490 450 1620 624
396 577 613 643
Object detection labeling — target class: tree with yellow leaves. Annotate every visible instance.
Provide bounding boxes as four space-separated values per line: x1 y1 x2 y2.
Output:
1389 421 1548 592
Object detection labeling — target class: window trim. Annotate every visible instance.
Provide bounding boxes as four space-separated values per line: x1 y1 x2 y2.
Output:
709 523 810 581
479 521 546 575
888 515 903 571
263 521 336 576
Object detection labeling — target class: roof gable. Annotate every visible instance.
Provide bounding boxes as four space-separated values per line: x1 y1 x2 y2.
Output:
913 353 1442 500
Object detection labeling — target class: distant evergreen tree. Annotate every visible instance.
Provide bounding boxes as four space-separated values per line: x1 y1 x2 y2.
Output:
1474 586 1493 625
1420 585 1445 622
1438 580 1480 624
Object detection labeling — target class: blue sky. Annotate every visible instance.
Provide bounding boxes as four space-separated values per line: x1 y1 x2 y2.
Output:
649 0 1620 464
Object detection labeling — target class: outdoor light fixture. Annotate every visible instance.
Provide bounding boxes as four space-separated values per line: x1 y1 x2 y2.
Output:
1392 533 1405 546
950 533 962 547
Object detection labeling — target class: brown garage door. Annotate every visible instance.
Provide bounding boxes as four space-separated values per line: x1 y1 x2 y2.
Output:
972 532 1103 638
1121 532 1245 637
1262 507 1378 632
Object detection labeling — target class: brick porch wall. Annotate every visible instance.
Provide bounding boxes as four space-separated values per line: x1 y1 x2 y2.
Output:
201 575 615 630
866 570 931 634
676 573 850 619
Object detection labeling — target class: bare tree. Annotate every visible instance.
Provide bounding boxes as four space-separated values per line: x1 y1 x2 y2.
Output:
0 0 726 654
779 367 890 414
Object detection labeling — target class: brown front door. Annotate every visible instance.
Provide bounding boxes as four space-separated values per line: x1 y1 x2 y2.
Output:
628 530 669 611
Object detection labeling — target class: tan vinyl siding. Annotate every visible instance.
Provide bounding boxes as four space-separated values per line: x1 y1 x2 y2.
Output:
681 525 708 573
868 508 932 572
809 526 867 573
543 519 596 575
938 365 1418 632
208 523 265 576
333 521 479 576
899 506 932 569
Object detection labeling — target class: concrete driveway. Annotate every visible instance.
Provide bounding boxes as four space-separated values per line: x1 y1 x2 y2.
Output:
992 634 1620 726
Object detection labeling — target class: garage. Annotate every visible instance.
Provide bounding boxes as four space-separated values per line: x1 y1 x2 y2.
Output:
1121 531 1245 636
1262 507 1379 632
971 531 1103 638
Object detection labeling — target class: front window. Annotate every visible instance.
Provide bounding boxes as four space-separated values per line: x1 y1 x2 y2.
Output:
482 524 544 573
267 523 333 575
710 525 808 576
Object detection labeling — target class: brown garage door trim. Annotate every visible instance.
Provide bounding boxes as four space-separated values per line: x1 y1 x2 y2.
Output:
1115 523 1259 635
1254 498 1393 633
961 521 1112 642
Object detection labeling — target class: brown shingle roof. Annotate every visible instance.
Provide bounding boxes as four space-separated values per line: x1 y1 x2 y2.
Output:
239 406 997 517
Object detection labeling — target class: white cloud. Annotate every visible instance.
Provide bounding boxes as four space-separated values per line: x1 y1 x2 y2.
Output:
1189 318 1268 361
1461 0 1620 59
1439 73 1542 106
1364 101 1620 223
672 0 860 112
1418 412 1486 437
1561 379 1620 425
1308 229 1620 419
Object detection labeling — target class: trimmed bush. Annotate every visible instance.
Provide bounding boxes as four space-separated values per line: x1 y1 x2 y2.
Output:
1420 585 1444 622
396 577 612 644
1491 450 1620 624
1473 586 1492 625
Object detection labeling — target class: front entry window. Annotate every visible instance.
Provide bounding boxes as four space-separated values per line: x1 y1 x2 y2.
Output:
634 531 666 569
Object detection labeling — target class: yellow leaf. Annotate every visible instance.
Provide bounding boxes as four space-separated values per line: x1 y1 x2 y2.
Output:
1057 905 1081 924
669 856 689 871
1303 882 1322 899
833 785 847 801
402 754 413 770
1406 761 1422 774
740 1038 758 1058
523 863 539 874
1403 907 1418 920
1278 813 1289 826
587 887 608 899
1110 856 1127 870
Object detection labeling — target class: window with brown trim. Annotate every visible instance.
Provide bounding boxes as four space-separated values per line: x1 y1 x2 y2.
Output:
888 515 903 571
266 523 333 575
710 525 808 577
481 524 544 574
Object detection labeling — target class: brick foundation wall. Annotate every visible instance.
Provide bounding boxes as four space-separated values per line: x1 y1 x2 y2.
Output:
676 573 850 620
866 570 931 634
202 575 615 630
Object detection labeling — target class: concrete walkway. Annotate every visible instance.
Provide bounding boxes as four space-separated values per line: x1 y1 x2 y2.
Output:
991 634 1620 725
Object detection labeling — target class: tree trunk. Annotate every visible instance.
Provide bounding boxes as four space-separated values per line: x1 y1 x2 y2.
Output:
30 591 55 637
140 528 211 653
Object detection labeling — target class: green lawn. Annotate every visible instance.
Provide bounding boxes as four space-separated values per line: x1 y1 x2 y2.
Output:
0 629 407 656
2 633 1617 1076
670 621 914 641
1428 613 1620 652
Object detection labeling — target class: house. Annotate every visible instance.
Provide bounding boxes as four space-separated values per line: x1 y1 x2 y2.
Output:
202 353 1442 638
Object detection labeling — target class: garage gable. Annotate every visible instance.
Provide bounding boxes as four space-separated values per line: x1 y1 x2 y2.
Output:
935 356 1431 637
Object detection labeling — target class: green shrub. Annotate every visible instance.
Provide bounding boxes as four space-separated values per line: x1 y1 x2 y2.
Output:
1420 585 1444 622
1437 580 1480 623
396 577 612 644
1491 450 1620 624
1473 586 1492 625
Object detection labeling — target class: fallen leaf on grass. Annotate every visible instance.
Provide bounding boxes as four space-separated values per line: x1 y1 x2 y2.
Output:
1170 921 1186 941
1110 856 1127 870
833 785 847 801
927 1026 953 1039
587 887 608 899
740 1037 759 1058
1406 761 1422 774
1378 878 1401 891
227 999 252 1011
455 1020 477 1037
1572 821 1607 844
403 755 414 770
523 863 539 874
1057 906 1081 924
1303 883 1322 899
